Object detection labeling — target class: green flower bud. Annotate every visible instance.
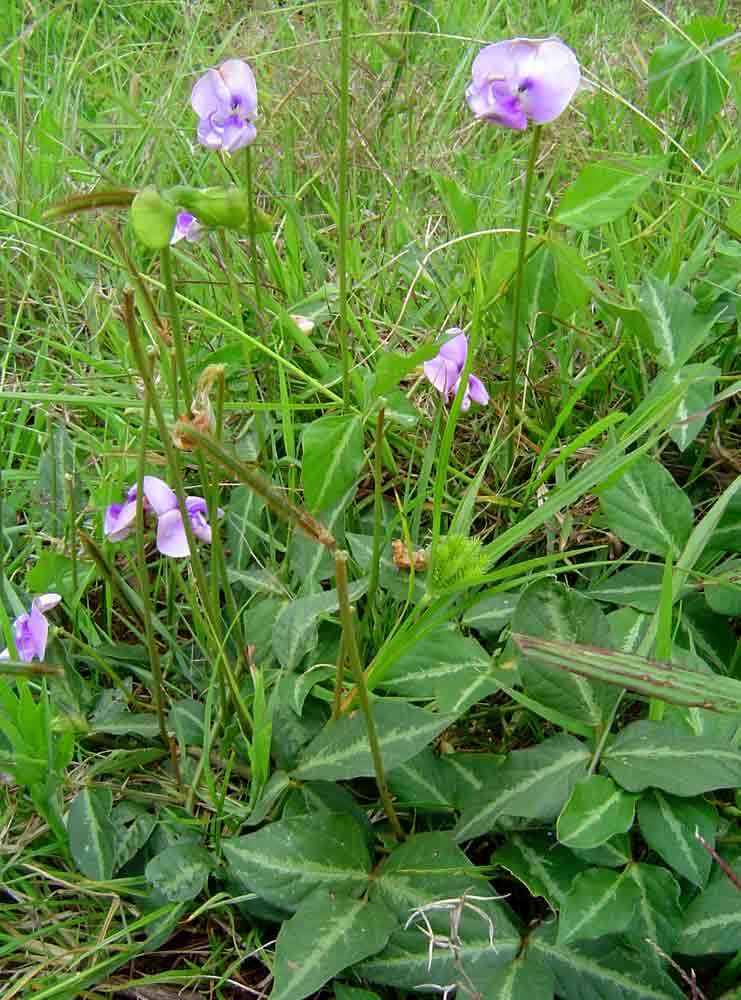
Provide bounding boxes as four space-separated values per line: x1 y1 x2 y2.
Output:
165 185 272 233
130 187 177 249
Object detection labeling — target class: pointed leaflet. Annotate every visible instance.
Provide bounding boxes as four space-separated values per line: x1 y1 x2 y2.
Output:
302 414 364 513
603 721 741 795
271 888 397 1000
557 776 637 850
68 786 116 881
623 863 682 958
677 858 741 955
292 701 455 781
557 868 640 945
223 812 371 910
599 454 694 558
272 579 367 670
145 843 213 902
387 748 456 813
554 156 667 230
479 956 555 1000
637 790 717 887
492 832 589 911
455 734 590 843
638 277 715 368
530 923 684 1000
380 624 489 699
512 580 619 727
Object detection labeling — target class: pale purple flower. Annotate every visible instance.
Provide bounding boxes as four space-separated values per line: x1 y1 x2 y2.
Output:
423 329 489 412
191 59 257 153
0 594 61 662
104 485 139 542
466 38 580 131
170 212 204 245
142 476 222 559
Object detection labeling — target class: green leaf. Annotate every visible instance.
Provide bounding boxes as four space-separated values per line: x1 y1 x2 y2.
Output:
455 735 590 842
333 989 381 1000
223 813 371 910
705 558 741 615
530 923 684 1000
145 843 212 902
554 157 667 230
271 888 397 1000
512 580 620 727
372 832 518 937
462 593 519 637
604 721 741 795
599 454 694 558
557 868 640 945
480 956 555 1000
491 832 588 911
570 833 632 869
302 415 364 513
358 928 519 993
292 701 454 781
380 624 489 699
624 863 682 957
68 786 116 881
665 364 719 452
272 579 367 671
637 791 717 887
649 17 732 126
589 563 691 613
677 856 741 955
112 805 157 872
387 748 456 812
371 343 439 398
557 776 637 850
167 697 205 745
639 277 717 368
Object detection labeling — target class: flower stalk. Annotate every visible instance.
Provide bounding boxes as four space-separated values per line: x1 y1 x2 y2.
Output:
337 0 352 409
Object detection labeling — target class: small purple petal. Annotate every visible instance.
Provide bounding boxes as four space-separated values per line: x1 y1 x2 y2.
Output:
218 59 258 117
189 511 212 544
191 60 257 153
143 476 177 517
171 212 204 245
104 499 138 542
25 604 49 660
467 374 490 407
34 594 62 615
220 117 257 153
155 509 191 558
438 330 469 369
197 115 224 149
424 356 459 397
191 68 232 119
519 39 581 124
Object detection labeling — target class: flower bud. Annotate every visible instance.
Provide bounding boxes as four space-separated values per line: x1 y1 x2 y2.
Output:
130 187 178 249
165 185 272 233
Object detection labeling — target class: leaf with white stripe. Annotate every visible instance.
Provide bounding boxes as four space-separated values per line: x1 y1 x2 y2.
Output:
480 957 554 1000
677 858 741 955
624 863 681 957
637 790 717 887
599 454 694 559
557 868 640 946
380 624 489 699
604 721 741 795
145 843 212 902
557 775 637 850
512 581 619 727
273 579 367 670
530 922 684 1000
302 414 364 513
223 812 371 910
271 888 397 1000
554 157 667 230
68 786 116 881
492 832 588 911
292 701 454 781
455 735 590 843
387 748 455 812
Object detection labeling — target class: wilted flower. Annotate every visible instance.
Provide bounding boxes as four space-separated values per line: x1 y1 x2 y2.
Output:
423 329 489 411
171 212 204 245
142 476 222 558
104 485 139 542
191 59 257 153
466 37 580 130
0 594 61 662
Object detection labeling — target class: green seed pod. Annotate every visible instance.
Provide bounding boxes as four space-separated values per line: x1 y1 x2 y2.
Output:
165 185 272 233
130 187 177 249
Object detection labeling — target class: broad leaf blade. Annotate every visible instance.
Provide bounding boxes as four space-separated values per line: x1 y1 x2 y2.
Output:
145 843 212 902
557 868 639 945
557 776 636 850
554 157 667 230
677 858 741 955
302 414 364 513
637 790 717 887
68 786 116 881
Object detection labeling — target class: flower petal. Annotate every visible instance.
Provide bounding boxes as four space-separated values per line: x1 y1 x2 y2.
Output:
143 476 177 516
25 604 49 660
190 511 212 544
218 59 258 117
155 509 191 558
467 374 490 407
104 499 138 542
33 594 62 614
520 38 581 124
171 212 204 245
220 116 257 153
423 356 459 397
437 330 468 369
191 68 232 118
196 115 224 149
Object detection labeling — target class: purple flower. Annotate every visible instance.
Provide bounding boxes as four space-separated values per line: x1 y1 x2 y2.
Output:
171 212 204 245
423 329 489 412
104 485 139 542
466 37 580 131
0 594 61 662
191 59 257 153
142 476 222 559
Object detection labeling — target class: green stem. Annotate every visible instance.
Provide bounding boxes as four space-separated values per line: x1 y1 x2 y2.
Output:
507 124 542 469
134 394 170 751
366 406 385 619
160 245 192 410
244 146 264 334
331 629 347 723
337 0 352 409
335 550 405 840
588 691 624 775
